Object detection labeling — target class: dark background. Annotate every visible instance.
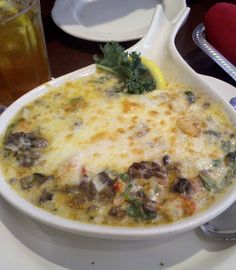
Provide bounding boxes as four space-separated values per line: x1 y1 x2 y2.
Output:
40 0 236 88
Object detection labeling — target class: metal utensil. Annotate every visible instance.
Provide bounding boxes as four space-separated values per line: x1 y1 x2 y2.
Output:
200 202 236 241
200 223 236 241
1 1 236 240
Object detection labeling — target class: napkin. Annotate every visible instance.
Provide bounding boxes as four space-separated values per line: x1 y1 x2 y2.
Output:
204 2 236 66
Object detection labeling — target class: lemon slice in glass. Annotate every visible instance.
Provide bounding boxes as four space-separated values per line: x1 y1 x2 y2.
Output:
0 0 37 48
141 56 167 89
0 0 18 18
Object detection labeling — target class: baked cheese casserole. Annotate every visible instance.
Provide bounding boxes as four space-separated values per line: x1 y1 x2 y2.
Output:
0 70 236 226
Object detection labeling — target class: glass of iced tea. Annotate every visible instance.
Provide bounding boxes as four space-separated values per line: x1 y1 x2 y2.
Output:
0 0 51 105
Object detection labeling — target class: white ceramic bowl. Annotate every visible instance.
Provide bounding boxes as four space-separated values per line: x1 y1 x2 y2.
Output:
0 2 236 240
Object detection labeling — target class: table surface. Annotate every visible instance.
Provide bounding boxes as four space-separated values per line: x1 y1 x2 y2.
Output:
1 0 236 106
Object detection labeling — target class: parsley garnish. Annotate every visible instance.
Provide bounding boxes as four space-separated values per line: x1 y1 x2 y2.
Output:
94 42 156 94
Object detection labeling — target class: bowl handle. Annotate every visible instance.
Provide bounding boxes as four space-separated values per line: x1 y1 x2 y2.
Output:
128 2 189 57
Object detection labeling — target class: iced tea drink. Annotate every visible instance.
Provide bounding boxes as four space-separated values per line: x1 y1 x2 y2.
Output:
0 0 51 105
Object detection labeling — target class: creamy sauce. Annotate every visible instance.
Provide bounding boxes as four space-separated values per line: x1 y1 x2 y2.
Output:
0 71 236 226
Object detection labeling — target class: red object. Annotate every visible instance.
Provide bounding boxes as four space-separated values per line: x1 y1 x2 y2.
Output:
113 181 123 193
204 2 236 66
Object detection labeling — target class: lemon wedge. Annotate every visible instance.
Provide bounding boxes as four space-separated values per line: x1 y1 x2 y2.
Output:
141 57 167 89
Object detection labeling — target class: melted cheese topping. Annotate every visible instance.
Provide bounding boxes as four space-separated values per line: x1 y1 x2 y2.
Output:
0 72 236 226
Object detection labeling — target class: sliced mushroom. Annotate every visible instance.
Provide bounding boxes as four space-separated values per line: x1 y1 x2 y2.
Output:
39 190 53 203
20 173 54 189
172 178 192 195
33 173 54 184
97 171 114 185
109 206 126 219
16 150 41 167
99 186 116 202
128 161 166 180
162 155 170 167
79 181 97 201
4 132 48 167
4 132 48 151
224 152 236 166
20 175 35 189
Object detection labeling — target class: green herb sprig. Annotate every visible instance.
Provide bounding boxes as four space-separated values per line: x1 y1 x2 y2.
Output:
94 42 156 94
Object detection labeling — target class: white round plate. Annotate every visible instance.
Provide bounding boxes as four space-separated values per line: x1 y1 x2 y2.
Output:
0 75 236 269
51 0 157 42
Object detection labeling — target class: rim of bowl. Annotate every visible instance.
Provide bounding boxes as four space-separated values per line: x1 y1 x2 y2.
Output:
0 66 236 240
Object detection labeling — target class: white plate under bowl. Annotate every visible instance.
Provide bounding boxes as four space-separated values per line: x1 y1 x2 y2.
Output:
0 75 235 269
51 0 157 42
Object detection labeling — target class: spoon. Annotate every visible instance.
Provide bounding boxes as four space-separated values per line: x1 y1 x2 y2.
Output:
200 202 236 241
200 223 236 241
